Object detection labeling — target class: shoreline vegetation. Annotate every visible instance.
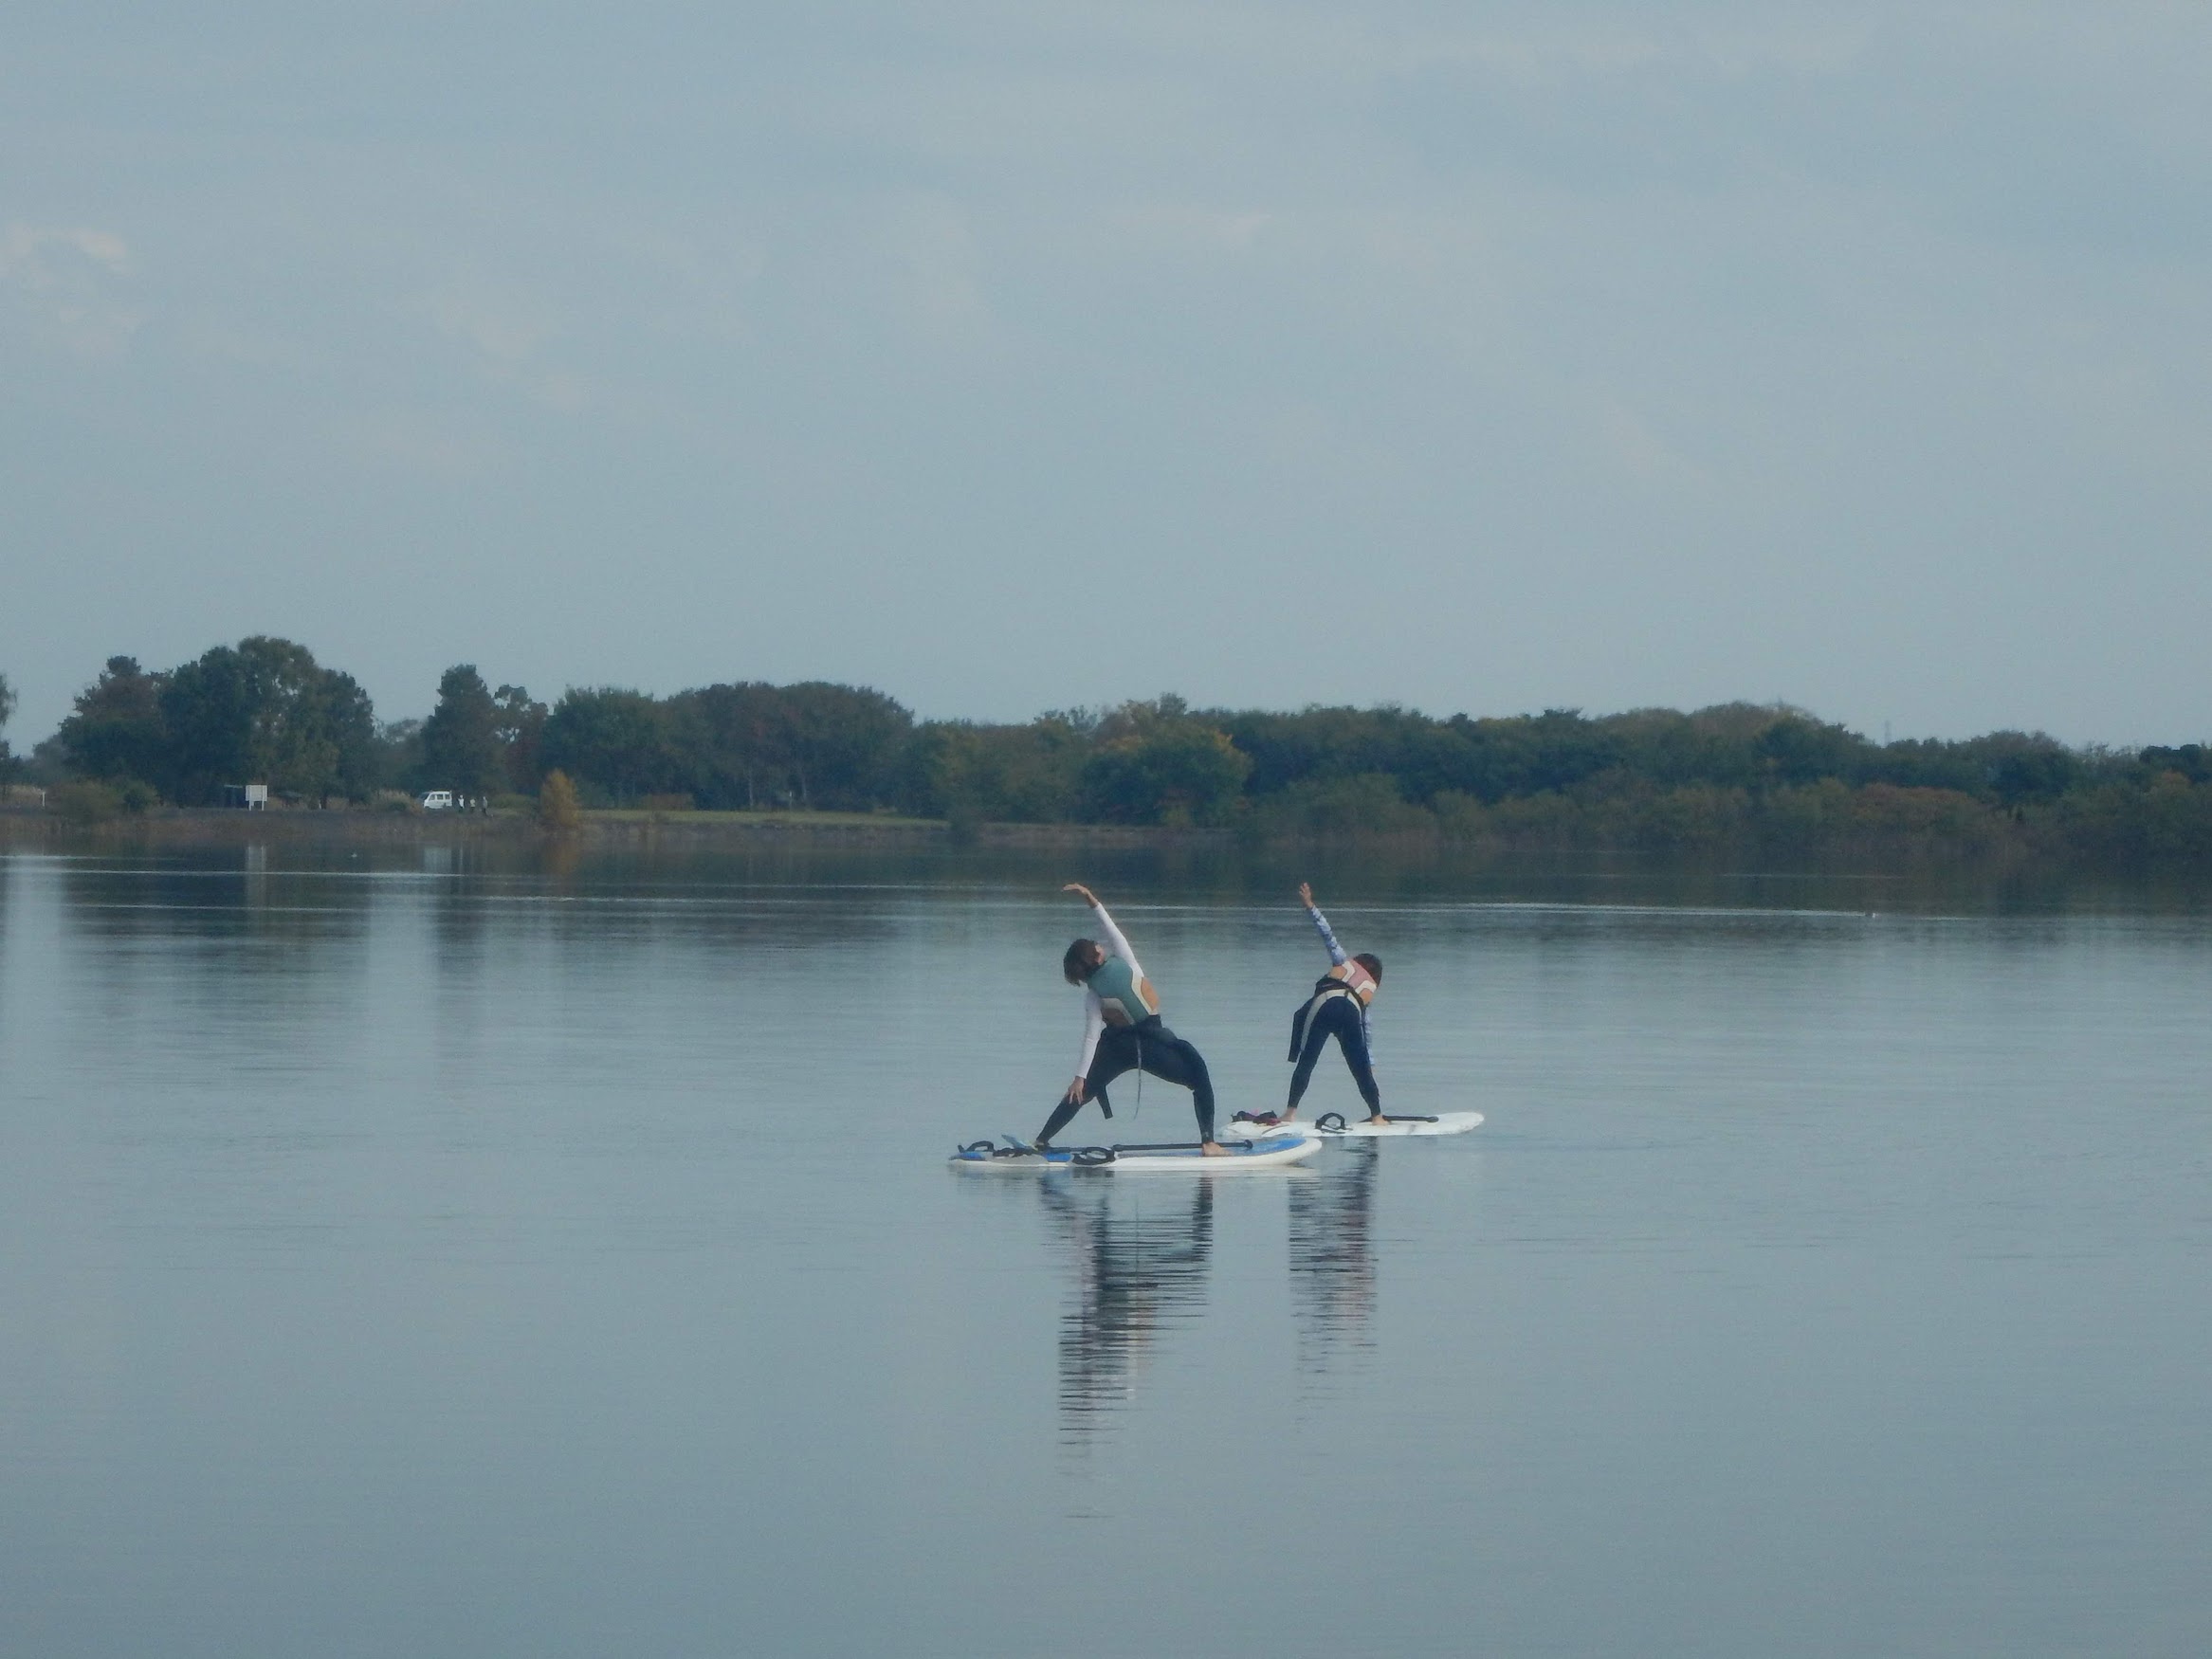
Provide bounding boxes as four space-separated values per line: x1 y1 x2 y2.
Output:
1 637 2207 867
0 789 2203 868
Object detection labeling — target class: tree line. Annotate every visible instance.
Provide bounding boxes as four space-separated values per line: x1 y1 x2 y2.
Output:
7 636 2209 859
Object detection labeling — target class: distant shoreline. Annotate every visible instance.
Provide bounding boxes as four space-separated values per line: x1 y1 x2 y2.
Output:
0 805 1224 849
3 800 2207 876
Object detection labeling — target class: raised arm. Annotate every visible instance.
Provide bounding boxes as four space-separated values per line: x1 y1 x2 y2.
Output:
1298 881 1348 967
1062 884 1118 1103
1066 883 1137 964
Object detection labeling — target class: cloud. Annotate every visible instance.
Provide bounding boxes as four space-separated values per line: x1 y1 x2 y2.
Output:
0 223 146 357
0 223 129 281
1107 204 1273 251
423 276 587 410
426 281 555 364
344 409 519 479
884 196 991 337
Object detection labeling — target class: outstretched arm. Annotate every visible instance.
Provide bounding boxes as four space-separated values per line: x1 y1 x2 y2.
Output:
1298 881 1348 967
1067 883 1135 963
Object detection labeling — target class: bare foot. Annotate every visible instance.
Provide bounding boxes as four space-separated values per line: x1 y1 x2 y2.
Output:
1200 1141 1229 1157
1364 1114 1389 1125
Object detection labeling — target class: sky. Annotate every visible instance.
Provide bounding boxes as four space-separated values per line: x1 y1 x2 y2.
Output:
3 0 2208 748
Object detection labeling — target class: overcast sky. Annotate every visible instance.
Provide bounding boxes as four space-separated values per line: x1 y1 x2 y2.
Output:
3 1 2207 747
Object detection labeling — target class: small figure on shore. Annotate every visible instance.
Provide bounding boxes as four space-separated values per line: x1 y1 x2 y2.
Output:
1275 881 1385 1127
1037 883 1226 1157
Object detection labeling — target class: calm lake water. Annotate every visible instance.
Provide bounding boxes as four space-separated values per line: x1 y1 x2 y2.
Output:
3 841 2208 1657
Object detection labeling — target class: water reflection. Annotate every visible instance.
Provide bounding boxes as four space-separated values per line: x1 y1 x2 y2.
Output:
1289 1143 1380 1387
1041 1178 1216 1444
57 850 375 949
1032 1149 1389 1444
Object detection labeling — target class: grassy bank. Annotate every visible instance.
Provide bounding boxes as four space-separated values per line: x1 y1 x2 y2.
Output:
6 779 2210 871
0 804 1232 851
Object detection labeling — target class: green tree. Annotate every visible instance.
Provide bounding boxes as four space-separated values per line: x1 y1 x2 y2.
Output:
539 687 672 804
236 637 342 800
1977 732 2079 805
375 719 426 793
1250 771 1434 838
2139 743 2210 784
777 682 913 810
300 665 379 803
1081 699 1252 826
420 665 503 796
911 715 1088 822
494 684 549 792
158 646 256 801
1747 709 1861 787
59 657 169 788
158 636 379 804
663 681 915 811
665 681 789 809
0 669 14 772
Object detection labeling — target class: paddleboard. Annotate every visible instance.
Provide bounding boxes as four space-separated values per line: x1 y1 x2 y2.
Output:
949 1133 1323 1173
1306 1110 1484 1139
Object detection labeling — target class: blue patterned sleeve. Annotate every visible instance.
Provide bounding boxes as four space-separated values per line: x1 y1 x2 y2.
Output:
1307 903 1348 967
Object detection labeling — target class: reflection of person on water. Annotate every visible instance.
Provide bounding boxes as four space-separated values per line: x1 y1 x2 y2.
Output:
1279 881 1386 1126
1036 883 1226 1156
1289 1141 1379 1373
1044 1180 1216 1431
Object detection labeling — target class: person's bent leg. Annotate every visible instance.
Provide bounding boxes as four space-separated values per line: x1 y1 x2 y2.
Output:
1035 1091 1086 1147
1133 1025 1216 1144
1181 1042 1216 1143
1036 1030 1136 1146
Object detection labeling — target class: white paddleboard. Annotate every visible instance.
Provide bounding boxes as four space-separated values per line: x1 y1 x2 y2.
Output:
1304 1111 1484 1139
949 1133 1323 1173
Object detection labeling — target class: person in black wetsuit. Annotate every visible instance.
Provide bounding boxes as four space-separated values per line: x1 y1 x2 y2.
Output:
1035 883 1225 1156
1278 881 1385 1125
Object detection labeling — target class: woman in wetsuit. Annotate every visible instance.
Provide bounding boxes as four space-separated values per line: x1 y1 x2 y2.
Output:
1035 883 1226 1157
1279 881 1385 1126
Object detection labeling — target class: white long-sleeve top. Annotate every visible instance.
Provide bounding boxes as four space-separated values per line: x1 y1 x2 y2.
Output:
1074 901 1147 1081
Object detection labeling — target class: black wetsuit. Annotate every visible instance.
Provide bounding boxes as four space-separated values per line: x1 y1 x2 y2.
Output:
1288 991 1380 1115
1039 1016 1216 1145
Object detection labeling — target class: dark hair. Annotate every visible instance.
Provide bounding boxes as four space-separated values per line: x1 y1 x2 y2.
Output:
1064 939 1100 984
1352 952 1382 984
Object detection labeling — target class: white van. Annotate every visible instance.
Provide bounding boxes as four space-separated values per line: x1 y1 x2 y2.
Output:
419 791 455 811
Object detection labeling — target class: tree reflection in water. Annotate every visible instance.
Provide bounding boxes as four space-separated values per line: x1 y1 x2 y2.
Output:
1040 1178 1216 1445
